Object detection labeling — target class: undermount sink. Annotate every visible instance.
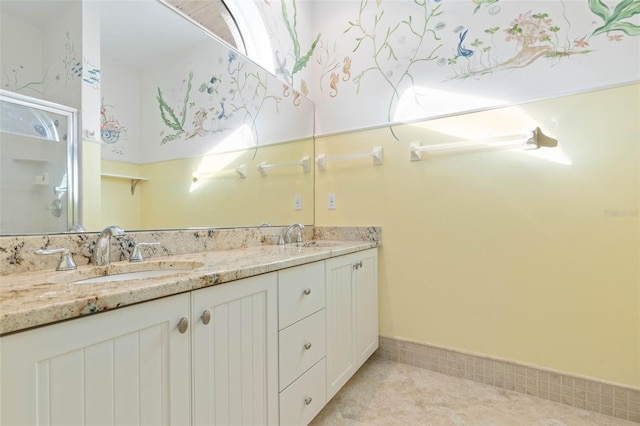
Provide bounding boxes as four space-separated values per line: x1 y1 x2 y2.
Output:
71 268 197 284
53 261 205 285
297 240 348 248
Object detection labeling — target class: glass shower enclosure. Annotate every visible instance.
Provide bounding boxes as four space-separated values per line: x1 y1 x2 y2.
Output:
0 90 78 235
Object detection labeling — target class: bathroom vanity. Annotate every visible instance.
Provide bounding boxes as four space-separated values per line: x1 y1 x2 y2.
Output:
0 238 378 426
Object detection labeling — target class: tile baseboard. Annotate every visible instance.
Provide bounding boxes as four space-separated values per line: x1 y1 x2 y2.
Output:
375 335 640 423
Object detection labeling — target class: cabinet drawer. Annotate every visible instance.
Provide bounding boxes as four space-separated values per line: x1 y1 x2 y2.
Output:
278 262 325 330
279 309 326 391
279 359 326 426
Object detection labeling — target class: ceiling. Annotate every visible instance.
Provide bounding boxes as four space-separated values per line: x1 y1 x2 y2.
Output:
1 0 244 56
164 0 244 52
1 0 248 75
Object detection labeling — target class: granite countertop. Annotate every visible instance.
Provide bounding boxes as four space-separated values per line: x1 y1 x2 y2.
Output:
0 240 377 336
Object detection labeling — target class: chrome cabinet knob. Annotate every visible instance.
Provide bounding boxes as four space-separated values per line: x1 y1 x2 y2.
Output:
201 310 211 325
178 317 189 333
304 342 312 350
303 288 311 295
304 396 312 405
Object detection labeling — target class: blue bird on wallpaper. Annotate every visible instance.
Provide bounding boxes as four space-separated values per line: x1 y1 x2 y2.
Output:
456 30 474 58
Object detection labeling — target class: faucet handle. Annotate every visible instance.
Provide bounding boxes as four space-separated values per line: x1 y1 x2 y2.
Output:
130 242 161 262
36 248 77 271
295 231 303 243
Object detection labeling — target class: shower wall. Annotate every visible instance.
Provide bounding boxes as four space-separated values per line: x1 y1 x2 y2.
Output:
0 132 68 234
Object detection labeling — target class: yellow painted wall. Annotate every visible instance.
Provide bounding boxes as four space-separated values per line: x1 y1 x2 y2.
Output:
315 84 640 386
81 140 102 231
139 139 314 229
100 161 144 230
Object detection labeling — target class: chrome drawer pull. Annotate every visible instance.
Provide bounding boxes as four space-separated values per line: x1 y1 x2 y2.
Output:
304 342 312 350
303 288 311 295
304 396 312 405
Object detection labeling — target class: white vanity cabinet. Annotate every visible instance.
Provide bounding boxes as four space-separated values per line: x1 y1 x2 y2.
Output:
325 248 379 400
0 293 191 426
0 247 379 426
277 261 327 426
191 272 279 426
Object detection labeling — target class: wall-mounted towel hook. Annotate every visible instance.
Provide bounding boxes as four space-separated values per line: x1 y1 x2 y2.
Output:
316 146 383 171
257 156 310 177
410 128 541 161
192 164 247 182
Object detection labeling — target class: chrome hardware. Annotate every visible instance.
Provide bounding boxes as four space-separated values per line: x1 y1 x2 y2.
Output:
304 397 313 405
303 288 311 296
304 342 312 350
201 310 211 325
283 223 305 244
36 248 77 271
49 199 62 217
129 241 161 262
93 225 125 266
178 317 189 333
353 260 363 270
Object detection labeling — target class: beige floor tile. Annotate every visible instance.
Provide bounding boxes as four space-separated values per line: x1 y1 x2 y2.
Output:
311 358 637 426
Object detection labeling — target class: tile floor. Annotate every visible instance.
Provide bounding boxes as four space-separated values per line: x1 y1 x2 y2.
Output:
311 357 637 425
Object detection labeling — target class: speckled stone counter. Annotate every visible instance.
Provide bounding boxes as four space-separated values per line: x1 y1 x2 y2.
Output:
0 227 381 335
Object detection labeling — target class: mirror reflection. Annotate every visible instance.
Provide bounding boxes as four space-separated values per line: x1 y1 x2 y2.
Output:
0 91 78 234
0 0 315 236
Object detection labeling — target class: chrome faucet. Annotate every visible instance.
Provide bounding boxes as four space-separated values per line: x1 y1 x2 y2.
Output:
284 223 305 244
93 225 125 266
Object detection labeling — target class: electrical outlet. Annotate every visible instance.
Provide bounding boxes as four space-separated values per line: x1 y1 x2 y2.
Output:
294 195 302 210
327 193 336 210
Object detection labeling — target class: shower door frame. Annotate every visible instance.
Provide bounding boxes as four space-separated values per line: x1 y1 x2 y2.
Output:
0 89 79 234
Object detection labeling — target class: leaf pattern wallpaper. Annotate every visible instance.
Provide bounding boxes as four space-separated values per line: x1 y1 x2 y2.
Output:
2 23 85 109
154 53 286 145
258 0 640 137
137 39 313 164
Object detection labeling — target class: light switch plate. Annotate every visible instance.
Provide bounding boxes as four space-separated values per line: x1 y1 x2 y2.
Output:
327 193 336 210
294 195 302 210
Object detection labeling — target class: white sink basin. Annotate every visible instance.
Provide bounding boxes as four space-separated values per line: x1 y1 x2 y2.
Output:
52 261 205 285
71 268 196 284
297 240 347 248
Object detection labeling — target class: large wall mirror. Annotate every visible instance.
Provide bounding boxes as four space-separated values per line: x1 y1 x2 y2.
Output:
0 0 315 236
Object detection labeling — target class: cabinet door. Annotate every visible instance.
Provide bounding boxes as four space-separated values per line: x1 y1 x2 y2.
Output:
325 249 379 401
0 293 191 426
192 273 278 426
325 252 357 401
354 248 379 368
